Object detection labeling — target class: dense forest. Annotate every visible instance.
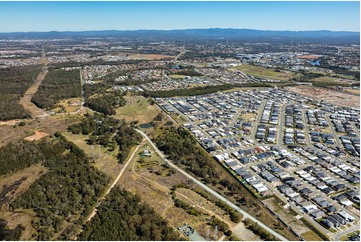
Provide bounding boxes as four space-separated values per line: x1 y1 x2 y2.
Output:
0 141 47 176
85 92 126 115
0 66 40 120
154 127 220 184
31 69 81 109
10 134 110 240
79 187 182 241
172 69 203 76
114 122 142 162
293 71 325 82
83 83 109 99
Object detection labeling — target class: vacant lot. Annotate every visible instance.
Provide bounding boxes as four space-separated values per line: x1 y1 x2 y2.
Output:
113 95 160 124
311 76 340 83
231 64 294 81
286 85 360 108
263 197 322 241
169 74 187 79
345 88 360 95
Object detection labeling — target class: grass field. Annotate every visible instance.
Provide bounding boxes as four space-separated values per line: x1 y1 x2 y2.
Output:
345 88 360 95
169 74 187 79
52 97 82 113
240 112 257 122
62 131 121 179
301 230 323 241
113 95 160 124
231 64 294 81
311 76 340 83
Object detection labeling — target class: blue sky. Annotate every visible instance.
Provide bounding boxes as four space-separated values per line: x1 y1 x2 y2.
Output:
0 1 359 32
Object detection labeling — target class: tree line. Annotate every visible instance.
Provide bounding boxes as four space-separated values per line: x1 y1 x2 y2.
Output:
114 123 143 162
0 140 47 176
85 92 126 115
243 218 278 241
147 84 234 97
0 66 40 120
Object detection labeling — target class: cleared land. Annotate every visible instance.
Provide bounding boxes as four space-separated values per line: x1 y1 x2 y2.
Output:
113 95 160 124
231 64 294 81
263 197 322 241
310 76 341 83
18 68 49 118
169 74 187 79
0 115 79 148
345 88 360 95
286 85 360 108
23 131 49 141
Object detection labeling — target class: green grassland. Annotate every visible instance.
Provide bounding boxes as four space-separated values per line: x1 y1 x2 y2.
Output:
168 74 187 79
311 76 340 83
112 95 160 124
231 64 294 81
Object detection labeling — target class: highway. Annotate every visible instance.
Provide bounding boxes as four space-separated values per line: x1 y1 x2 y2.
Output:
135 128 289 241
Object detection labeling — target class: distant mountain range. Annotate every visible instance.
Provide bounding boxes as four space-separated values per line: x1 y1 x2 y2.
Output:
0 28 359 43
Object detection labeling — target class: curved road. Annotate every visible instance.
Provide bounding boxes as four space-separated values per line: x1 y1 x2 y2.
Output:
135 128 289 241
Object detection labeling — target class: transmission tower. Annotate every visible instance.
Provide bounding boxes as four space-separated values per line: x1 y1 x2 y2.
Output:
206 228 210 241
214 225 218 239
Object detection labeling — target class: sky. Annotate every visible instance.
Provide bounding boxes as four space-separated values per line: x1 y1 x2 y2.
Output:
0 1 359 33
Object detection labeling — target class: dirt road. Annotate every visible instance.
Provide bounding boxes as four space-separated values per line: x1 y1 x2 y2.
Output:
19 67 49 118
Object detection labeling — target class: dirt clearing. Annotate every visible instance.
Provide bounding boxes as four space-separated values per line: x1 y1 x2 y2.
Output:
19 68 49 118
286 85 360 108
24 131 49 141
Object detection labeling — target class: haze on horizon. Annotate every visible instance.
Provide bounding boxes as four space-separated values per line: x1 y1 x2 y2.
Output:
0 1 359 33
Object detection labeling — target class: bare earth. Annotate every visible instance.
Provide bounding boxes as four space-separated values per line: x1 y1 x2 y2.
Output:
19 68 49 118
24 131 50 141
286 86 360 108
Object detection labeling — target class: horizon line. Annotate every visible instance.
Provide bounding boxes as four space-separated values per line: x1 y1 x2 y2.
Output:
0 28 360 35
